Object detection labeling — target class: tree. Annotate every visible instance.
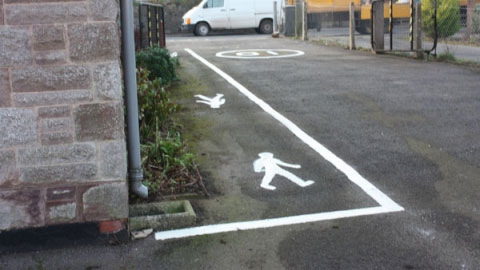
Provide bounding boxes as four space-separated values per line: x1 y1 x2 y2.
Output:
422 0 461 39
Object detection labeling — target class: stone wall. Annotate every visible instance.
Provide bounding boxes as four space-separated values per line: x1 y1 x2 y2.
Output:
0 0 129 231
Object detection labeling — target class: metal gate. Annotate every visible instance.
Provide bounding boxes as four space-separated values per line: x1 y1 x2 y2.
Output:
371 0 438 54
138 2 166 49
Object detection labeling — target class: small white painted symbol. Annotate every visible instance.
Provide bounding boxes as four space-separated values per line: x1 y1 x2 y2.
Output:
236 51 260 57
194 94 226 109
253 152 315 190
216 49 304 59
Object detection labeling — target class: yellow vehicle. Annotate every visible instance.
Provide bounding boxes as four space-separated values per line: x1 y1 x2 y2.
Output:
287 0 474 34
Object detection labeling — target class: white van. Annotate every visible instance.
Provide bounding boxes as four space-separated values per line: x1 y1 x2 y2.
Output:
182 0 275 36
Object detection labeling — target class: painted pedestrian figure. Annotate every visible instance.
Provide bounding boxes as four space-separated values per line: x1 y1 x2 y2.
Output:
194 93 225 109
253 152 314 190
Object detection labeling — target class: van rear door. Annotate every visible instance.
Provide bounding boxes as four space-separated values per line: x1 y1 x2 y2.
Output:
203 0 229 29
228 0 255 29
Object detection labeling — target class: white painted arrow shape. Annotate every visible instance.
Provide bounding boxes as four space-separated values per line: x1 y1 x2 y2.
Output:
194 93 226 109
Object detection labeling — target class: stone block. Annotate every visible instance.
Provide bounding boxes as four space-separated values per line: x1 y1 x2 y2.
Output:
83 183 128 221
12 65 91 93
5 3 88 25
0 150 19 187
0 189 44 230
32 25 65 51
0 27 33 67
0 108 37 147
68 23 120 62
74 102 124 141
41 132 74 145
89 0 119 21
5 0 83 2
0 2 3 25
13 90 92 107
40 117 72 133
93 62 123 100
20 163 97 184
34 50 67 65
47 202 77 224
38 106 71 118
47 186 76 202
99 140 127 180
18 143 96 166
0 69 10 107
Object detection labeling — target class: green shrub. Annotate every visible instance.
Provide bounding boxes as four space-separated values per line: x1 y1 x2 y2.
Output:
137 68 178 141
422 0 461 39
141 131 195 194
136 46 179 84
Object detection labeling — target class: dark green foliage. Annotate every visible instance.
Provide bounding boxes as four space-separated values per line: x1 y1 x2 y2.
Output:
141 131 195 194
136 46 179 84
137 68 178 141
134 65 201 199
422 0 461 39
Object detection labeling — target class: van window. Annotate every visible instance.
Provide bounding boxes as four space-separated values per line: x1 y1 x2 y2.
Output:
204 0 224 8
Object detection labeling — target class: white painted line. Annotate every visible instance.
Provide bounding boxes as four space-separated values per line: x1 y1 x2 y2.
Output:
154 49 404 241
156 206 394 240
216 49 304 59
266 50 279 56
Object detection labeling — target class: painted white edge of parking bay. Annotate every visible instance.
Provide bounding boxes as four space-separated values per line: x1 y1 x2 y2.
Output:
216 49 304 59
154 49 404 241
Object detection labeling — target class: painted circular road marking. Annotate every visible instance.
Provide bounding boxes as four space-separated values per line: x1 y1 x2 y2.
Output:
216 49 304 59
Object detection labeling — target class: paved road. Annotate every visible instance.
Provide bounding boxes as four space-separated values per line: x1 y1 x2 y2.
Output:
1 34 479 270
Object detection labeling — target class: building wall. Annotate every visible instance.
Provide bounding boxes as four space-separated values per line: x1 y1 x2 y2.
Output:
0 0 129 231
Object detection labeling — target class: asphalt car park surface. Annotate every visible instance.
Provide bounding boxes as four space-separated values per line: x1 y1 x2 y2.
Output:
1 34 479 270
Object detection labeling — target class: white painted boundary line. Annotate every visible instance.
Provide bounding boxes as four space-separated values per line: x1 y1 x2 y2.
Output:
156 207 392 240
154 49 404 241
